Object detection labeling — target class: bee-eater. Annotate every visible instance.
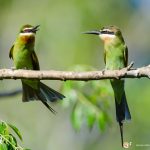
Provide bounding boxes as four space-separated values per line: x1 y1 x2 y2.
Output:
84 26 131 147
9 24 65 113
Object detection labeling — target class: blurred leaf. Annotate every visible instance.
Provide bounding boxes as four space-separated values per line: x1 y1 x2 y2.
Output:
0 122 7 134
97 113 106 131
8 123 23 141
71 103 83 131
86 109 96 129
62 65 112 132
0 143 8 150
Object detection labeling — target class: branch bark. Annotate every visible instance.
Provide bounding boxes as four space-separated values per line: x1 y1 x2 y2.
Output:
0 65 150 81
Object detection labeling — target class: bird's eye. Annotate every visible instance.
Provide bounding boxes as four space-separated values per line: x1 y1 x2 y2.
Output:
22 29 31 33
101 30 114 35
101 30 109 34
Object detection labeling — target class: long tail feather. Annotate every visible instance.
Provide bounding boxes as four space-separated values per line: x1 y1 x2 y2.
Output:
115 92 131 147
22 82 40 101
39 82 65 101
41 101 57 114
115 92 131 122
119 122 123 147
22 81 65 112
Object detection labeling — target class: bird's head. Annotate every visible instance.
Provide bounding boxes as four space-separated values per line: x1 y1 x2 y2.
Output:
18 24 40 44
83 25 123 44
19 24 40 36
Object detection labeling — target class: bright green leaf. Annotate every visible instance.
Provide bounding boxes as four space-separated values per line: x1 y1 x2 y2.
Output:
0 122 7 134
8 124 23 141
9 134 17 147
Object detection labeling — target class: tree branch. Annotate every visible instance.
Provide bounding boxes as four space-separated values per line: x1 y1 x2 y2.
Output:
0 64 150 81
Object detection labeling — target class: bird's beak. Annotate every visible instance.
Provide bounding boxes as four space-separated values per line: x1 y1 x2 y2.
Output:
31 25 40 33
82 30 101 35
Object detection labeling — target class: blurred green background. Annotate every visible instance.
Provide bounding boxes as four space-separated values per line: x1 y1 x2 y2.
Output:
0 0 150 149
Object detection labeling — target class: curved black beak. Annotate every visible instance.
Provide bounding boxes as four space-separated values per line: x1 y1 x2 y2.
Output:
82 30 101 35
31 25 40 33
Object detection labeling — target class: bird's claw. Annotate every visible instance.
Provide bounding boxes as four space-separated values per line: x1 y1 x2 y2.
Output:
126 61 134 71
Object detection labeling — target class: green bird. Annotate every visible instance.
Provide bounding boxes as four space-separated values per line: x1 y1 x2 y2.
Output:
9 24 65 113
84 26 131 147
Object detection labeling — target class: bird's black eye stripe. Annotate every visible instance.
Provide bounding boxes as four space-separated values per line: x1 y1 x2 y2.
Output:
21 29 31 33
101 30 114 35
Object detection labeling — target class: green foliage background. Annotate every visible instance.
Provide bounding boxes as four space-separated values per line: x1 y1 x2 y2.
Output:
0 0 150 149
0 121 29 150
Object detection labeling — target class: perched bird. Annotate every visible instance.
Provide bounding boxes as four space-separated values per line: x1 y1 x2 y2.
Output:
9 24 65 113
84 26 131 147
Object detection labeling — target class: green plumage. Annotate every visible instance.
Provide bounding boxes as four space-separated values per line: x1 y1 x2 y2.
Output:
103 26 131 118
104 32 127 103
84 25 131 147
102 26 131 147
9 25 65 112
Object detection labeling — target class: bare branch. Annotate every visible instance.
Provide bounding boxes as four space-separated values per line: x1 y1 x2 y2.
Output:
0 65 150 81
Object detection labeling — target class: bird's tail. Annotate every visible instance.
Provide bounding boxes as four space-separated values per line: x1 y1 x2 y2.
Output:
115 92 131 122
115 92 131 147
22 81 65 113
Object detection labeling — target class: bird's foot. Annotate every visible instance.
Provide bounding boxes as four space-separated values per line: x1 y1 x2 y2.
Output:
126 61 134 71
121 61 134 73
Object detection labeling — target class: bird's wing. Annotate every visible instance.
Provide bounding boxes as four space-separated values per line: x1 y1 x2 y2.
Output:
124 46 128 67
9 45 14 59
31 51 40 70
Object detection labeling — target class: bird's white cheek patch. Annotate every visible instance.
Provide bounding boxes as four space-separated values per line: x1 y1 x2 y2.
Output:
99 34 116 43
19 32 35 36
99 34 116 40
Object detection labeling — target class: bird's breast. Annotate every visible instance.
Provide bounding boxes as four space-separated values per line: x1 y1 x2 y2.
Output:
105 48 125 70
20 35 35 44
13 47 33 70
